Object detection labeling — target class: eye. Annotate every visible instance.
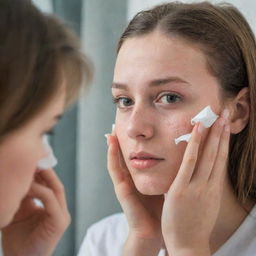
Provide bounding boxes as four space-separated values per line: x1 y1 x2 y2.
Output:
157 93 182 104
44 129 55 137
113 96 134 109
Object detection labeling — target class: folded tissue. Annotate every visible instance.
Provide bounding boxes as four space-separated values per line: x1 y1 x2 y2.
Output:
34 135 58 208
37 135 58 170
174 106 219 145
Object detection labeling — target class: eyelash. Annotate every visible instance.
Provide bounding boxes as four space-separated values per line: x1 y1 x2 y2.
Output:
112 97 133 108
112 93 182 109
45 129 55 136
157 93 182 104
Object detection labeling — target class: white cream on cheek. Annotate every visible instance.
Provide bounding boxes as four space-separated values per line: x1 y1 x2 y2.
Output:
174 105 220 144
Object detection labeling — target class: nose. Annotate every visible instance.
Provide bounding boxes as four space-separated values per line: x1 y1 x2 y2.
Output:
127 105 154 140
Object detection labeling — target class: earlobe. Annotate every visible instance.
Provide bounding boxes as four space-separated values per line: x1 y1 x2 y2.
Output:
229 87 250 134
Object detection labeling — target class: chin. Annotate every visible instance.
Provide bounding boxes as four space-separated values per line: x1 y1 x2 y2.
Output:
133 174 173 195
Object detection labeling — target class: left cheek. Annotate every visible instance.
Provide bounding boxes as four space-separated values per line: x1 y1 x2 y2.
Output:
26 145 43 176
164 118 191 160
116 129 129 157
163 115 193 140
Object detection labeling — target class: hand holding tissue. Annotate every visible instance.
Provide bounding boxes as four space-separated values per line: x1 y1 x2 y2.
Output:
175 106 219 144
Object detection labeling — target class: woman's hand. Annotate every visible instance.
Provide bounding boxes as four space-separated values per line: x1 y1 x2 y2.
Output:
162 109 230 256
2 169 71 256
106 133 164 255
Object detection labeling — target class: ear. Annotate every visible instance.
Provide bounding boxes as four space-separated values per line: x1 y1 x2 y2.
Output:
229 87 250 134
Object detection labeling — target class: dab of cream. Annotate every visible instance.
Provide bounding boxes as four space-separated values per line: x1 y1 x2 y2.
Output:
174 106 219 145
174 134 192 145
37 135 58 170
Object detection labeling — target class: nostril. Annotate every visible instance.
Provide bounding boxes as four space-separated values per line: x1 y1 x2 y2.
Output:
126 109 155 139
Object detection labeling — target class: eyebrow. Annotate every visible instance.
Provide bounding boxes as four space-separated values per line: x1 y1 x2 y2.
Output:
112 76 191 89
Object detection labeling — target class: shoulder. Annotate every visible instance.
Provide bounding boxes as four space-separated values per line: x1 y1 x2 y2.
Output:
214 204 256 256
78 213 128 256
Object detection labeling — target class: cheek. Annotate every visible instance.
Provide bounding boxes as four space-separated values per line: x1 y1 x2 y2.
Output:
115 113 193 160
157 115 194 172
8 149 38 178
162 114 193 140
2 141 43 178
115 122 128 153
0 145 37 204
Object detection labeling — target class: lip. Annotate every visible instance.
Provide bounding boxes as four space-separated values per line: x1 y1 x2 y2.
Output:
129 151 164 169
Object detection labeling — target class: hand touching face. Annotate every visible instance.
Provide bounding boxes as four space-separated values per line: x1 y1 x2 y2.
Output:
0 91 65 227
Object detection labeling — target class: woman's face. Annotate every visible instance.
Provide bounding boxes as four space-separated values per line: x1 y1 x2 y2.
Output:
112 31 224 195
0 91 65 227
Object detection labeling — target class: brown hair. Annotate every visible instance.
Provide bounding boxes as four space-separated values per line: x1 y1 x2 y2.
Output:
118 1 256 202
0 0 92 136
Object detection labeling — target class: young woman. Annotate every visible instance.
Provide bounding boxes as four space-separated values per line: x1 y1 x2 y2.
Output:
78 1 256 256
0 0 91 255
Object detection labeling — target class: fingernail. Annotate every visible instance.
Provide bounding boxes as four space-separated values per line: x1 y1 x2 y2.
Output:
223 109 230 120
197 122 205 133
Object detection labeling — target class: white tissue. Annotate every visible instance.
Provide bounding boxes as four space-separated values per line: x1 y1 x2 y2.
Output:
33 198 44 208
191 106 218 128
37 135 58 170
174 106 219 144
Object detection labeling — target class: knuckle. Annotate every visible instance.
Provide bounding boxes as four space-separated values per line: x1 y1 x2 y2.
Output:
186 156 197 165
66 213 72 226
207 150 217 162
208 185 216 194
172 189 185 199
213 122 223 134
218 151 227 161
44 188 54 197
191 185 204 198
57 183 65 194
194 188 203 197
60 213 71 229
208 187 220 199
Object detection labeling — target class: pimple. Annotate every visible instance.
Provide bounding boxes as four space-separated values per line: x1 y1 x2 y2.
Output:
165 116 192 137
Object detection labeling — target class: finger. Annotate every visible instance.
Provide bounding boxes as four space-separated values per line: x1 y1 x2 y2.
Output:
27 182 63 220
209 122 230 185
107 135 128 187
35 169 68 212
193 114 226 182
10 197 39 223
174 122 203 186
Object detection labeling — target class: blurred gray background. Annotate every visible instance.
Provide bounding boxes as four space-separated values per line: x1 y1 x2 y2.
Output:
1 1 252 256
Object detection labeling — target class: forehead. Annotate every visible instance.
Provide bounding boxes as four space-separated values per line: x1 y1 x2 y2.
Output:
114 31 211 84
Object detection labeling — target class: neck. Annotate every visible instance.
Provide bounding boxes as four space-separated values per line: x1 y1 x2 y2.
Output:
210 177 254 253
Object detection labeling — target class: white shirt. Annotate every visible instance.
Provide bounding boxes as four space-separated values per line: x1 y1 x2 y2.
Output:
78 205 256 256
